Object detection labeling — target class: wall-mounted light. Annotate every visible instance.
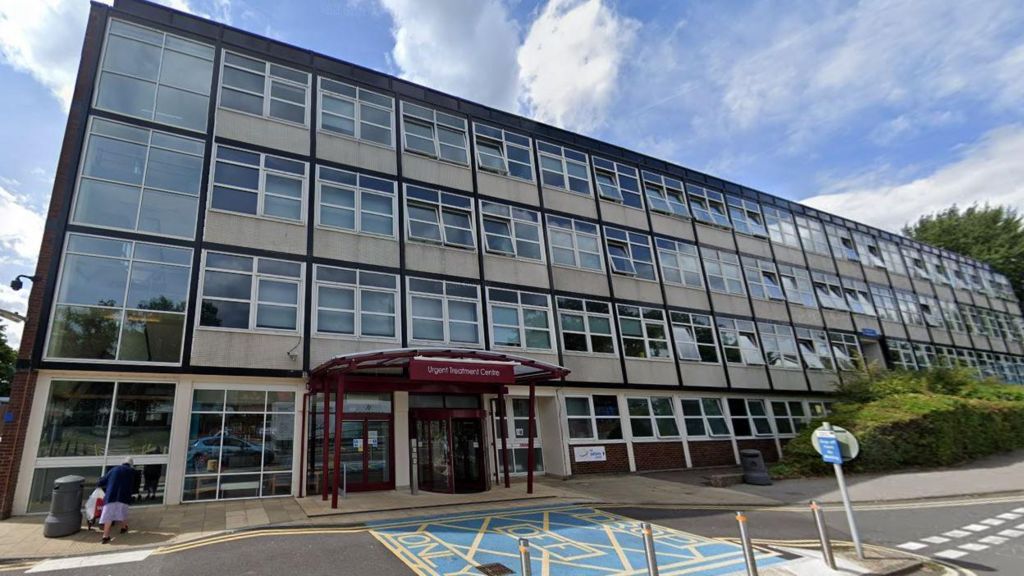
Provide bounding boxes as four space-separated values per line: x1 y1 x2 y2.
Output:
9 275 36 291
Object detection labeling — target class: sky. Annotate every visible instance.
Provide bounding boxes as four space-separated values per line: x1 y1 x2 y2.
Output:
1 0 1023 349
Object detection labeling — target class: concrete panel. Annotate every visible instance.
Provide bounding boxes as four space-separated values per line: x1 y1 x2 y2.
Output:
562 354 622 383
477 171 539 205
934 285 955 301
808 371 840 392
805 253 836 273
974 336 992 351
727 365 770 389
664 285 711 311
852 315 881 334
650 213 695 241
216 108 309 156
954 288 974 304
990 339 1008 353
316 132 397 175
836 260 863 279
694 224 735 250
611 276 663 305
191 330 303 370
772 245 805 266
394 392 409 487
600 202 650 230
309 337 399 369
401 153 473 192
769 369 808 391
1008 342 1022 355
861 341 885 368
751 300 789 322
864 267 888 285
911 278 934 296
890 274 913 291
483 256 550 289
822 310 854 331
624 359 678 386
542 187 598 220
404 243 480 277
205 210 306 255
538 396 568 477
880 320 907 339
906 325 930 342
551 267 610 297
974 294 991 309
735 235 772 259
789 305 824 327
930 329 952 346
990 299 1006 312
1006 301 1020 316
679 363 728 388
710 293 752 316
313 227 400 268
952 332 972 347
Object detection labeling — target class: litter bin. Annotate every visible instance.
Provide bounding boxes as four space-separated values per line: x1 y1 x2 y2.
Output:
43 475 84 538
739 449 772 486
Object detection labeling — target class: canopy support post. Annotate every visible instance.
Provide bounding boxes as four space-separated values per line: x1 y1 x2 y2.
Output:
527 383 536 494
498 387 510 488
332 375 345 508
321 384 329 501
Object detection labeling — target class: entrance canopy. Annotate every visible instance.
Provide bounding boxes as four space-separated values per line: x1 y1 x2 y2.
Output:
308 347 570 392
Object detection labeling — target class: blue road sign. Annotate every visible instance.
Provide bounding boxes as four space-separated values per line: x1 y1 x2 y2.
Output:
818 435 843 465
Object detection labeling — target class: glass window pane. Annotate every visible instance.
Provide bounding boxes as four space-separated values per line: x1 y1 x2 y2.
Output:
160 49 213 93
155 85 209 131
139 190 199 238
200 299 249 328
74 179 141 230
37 381 114 457
119 311 185 362
106 382 175 455
84 136 147 185
47 305 121 360
146 148 203 194
105 35 162 79
97 73 157 119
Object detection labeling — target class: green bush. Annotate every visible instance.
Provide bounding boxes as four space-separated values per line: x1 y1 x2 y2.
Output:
773 369 1024 478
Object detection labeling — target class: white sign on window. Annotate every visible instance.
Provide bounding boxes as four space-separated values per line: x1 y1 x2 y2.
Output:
573 446 607 462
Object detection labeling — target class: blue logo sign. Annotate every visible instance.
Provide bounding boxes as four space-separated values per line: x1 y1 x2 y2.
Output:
3 411 13 423
859 328 880 339
818 435 843 465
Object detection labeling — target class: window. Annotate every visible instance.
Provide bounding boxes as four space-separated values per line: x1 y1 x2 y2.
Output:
471 123 534 180
479 201 543 260
628 397 680 438
879 240 908 276
642 171 689 219
717 318 765 365
547 216 603 271
870 284 901 323
796 328 835 371
401 102 468 164
902 246 931 281
795 216 830 255
758 323 800 369
978 351 997 377
488 288 553 351
405 185 475 248
96 19 214 131
826 224 860 261
743 257 785 301
593 157 643 209
72 118 203 239
924 253 951 286
671 312 719 363
47 234 191 363
812 272 848 311
779 265 818 308
854 233 886 268
211 145 307 222
888 339 917 370
727 196 767 237
935 346 957 368
184 388 295 501
895 290 924 326
314 266 398 339
686 184 730 227
617 305 671 359
537 141 591 195
828 332 862 371
914 343 937 369
680 398 730 438
318 77 393 146
220 51 309 124
657 239 703 289
764 206 801 248
702 248 745 296
565 396 622 440
946 259 968 289
956 348 978 369
771 401 809 436
316 166 396 236
917 295 945 328
604 227 656 280
842 278 876 316
728 399 773 437
407 278 480 345
940 300 966 333
199 252 302 332
993 273 1015 301
557 297 616 355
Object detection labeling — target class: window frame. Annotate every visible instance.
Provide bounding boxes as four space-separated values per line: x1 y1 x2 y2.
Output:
716 318 766 366
312 265 399 341
592 157 644 210
670 311 720 364
565 395 623 442
604 227 657 281
743 257 785 302
317 76 395 147
888 339 918 370
841 278 876 316
778 264 818 308
406 277 482 347
479 200 544 262
642 171 689 219
828 331 863 371
556 297 618 356
870 284 901 323
770 400 809 437
728 398 774 438
812 272 848 311
680 397 731 439
315 165 397 238
702 248 746 296
617 304 672 360
472 123 535 182
198 251 304 334
764 206 801 248
219 50 310 126
400 101 469 165
404 185 476 249
826 224 860 261
487 288 554 352
795 328 836 371
537 141 592 195
686 183 731 228
758 322 801 369
895 290 924 326
209 144 308 224
727 196 768 237
627 396 681 440
656 238 704 289
794 216 830 255
546 215 604 272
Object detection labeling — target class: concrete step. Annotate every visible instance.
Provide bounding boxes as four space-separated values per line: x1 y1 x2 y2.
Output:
707 472 745 487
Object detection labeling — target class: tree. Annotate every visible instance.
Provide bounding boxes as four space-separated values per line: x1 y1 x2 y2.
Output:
904 204 1024 302
0 325 15 397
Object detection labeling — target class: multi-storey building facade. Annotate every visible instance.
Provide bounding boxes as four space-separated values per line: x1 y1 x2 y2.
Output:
2 0 1023 516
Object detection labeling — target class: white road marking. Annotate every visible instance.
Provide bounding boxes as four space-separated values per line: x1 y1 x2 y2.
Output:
978 535 1009 546
897 541 928 551
921 536 950 544
958 542 990 552
998 529 1024 538
27 550 153 573
997 513 1022 520
979 518 1005 526
943 529 972 538
1017 523 1024 530
1012 508 1024 514
934 549 969 559
962 523 991 532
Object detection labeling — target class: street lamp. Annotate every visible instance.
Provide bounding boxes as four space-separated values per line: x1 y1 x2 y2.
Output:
9 275 36 292
0 309 26 323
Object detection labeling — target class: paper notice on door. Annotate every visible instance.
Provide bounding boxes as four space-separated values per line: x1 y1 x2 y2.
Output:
353 438 363 452
515 428 524 437
368 430 378 447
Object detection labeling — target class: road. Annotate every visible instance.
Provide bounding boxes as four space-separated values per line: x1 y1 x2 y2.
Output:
6 495 1023 575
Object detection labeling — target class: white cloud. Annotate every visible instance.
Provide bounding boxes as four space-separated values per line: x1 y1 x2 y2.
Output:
517 0 638 133
377 0 521 111
802 125 1024 232
0 284 29 350
0 185 45 267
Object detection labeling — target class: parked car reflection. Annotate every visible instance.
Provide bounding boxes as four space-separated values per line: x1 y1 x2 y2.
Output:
186 434 274 472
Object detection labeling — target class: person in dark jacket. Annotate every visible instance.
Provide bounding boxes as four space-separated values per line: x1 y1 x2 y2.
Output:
97 457 136 543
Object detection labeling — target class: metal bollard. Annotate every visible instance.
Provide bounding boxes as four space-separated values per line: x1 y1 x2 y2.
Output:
640 522 660 576
735 512 759 576
518 537 532 576
810 501 836 569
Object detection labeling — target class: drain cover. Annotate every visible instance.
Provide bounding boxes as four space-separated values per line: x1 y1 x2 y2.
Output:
475 563 514 576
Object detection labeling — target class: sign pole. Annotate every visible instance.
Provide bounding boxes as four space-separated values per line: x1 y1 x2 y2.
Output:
823 422 863 559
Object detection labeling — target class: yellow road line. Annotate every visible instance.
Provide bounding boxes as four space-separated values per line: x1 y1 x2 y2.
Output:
464 516 491 563
602 524 632 572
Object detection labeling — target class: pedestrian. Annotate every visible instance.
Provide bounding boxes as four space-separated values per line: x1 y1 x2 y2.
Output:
96 456 137 544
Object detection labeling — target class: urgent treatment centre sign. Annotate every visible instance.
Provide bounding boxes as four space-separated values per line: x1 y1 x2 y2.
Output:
409 359 515 384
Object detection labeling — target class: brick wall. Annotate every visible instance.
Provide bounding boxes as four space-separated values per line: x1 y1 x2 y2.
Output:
687 440 736 467
569 443 630 475
632 441 686 471
737 439 779 462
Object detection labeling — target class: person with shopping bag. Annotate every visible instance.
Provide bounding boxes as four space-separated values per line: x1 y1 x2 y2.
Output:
96 457 137 544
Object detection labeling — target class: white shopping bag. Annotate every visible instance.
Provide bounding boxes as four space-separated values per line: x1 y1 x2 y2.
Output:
85 487 105 525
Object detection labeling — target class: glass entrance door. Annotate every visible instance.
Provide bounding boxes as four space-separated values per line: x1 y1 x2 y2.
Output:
413 410 487 494
341 418 392 492
452 418 485 492
490 398 544 476
416 418 451 493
